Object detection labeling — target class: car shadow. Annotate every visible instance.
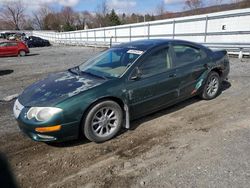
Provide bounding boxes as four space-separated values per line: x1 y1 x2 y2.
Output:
128 80 232 131
128 97 201 131
46 138 91 148
0 53 39 58
26 53 39 57
221 80 231 91
0 56 16 58
49 81 231 147
0 70 14 76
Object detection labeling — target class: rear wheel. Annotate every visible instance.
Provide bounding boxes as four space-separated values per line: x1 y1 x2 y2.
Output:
83 100 123 143
19 50 26 57
200 71 221 100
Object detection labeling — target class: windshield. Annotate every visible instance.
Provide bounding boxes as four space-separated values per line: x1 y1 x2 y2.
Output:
78 48 143 78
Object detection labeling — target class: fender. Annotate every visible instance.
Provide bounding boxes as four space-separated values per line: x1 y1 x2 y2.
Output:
191 63 218 95
86 95 131 129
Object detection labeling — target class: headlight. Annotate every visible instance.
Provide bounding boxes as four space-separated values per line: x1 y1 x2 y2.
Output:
27 107 62 122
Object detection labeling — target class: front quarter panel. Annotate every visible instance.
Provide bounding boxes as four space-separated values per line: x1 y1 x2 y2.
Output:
55 78 127 125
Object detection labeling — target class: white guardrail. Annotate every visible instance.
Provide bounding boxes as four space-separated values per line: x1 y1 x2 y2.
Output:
30 8 250 58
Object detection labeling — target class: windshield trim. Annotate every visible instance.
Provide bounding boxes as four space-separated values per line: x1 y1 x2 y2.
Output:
118 50 145 78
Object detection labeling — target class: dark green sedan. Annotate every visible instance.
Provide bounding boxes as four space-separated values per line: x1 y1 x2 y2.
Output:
13 39 230 143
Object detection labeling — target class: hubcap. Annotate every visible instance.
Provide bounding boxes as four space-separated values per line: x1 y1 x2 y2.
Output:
91 107 118 137
206 76 219 97
20 51 25 56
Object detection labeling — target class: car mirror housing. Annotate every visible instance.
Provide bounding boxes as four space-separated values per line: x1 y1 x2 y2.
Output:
130 67 142 80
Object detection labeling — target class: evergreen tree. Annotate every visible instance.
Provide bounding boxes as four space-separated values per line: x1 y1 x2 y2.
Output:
108 9 121 26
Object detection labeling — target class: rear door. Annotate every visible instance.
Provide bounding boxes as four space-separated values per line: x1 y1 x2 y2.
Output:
126 46 179 118
6 42 18 55
171 43 208 99
0 42 7 56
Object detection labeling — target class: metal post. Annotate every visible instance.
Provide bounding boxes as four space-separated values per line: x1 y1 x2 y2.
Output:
74 32 76 45
80 31 82 45
104 28 106 44
68 33 70 45
129 26 132 42
204 16 208 43
239 48 243 60
115 27 117 43
57 32 60 44
148 23 150 39
94 30 96 42
173 20 175 39
110 36 113 48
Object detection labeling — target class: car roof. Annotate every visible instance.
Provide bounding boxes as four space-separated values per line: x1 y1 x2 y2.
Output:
113 39 206 51
0 40 22 43
0 40 9 43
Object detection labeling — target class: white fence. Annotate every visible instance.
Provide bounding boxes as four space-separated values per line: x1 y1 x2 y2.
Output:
32 8 250 55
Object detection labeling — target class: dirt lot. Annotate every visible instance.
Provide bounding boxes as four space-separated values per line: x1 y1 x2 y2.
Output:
0 46 249 188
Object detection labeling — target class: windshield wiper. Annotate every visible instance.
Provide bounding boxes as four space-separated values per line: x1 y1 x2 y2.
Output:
81 71 108 80
68 66 81 75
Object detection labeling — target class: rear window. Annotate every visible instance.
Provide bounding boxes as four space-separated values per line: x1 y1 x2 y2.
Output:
173 45 205 65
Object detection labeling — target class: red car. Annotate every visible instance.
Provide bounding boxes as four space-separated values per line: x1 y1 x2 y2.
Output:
0 40 29 57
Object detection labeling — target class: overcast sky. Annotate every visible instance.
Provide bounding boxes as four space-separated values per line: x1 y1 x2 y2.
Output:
0 0 233 14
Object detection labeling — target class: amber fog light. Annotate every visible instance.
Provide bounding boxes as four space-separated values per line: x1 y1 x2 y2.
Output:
35 125 62 133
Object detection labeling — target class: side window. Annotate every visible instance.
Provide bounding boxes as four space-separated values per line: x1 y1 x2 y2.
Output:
139 48 171 78
128 53 138 64
120 53 139 67
173 45 203 66
6 42 17 47
0 42 6 47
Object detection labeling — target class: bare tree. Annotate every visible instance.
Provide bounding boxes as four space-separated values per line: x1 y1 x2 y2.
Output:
0 0 26 30
60 6 77 30
62 7 75 24
96 0 109 27
43 12 62 31
156 0 166 18
32 5 52 30
184 0 203 10
216 0 224 5
97 0 109 17
75 11 94 30
231 0 242 3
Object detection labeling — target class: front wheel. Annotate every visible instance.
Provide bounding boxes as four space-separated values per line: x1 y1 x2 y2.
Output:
200 71 221 100
83 100 123 143
19 50 26 57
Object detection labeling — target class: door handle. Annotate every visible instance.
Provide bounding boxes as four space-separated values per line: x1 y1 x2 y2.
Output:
168 73 177 78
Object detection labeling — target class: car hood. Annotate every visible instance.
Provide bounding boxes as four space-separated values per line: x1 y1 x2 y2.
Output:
18 71 106 107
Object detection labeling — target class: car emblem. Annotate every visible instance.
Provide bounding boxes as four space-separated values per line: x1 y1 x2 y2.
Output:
15 105 20 111
13 99 24 119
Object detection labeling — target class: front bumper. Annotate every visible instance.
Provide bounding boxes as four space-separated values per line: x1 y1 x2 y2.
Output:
14 100 80 142
17 120 80 142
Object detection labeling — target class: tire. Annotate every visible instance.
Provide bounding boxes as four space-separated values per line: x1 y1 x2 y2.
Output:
200 71 221 100
83 100 123 143
19 50 26 57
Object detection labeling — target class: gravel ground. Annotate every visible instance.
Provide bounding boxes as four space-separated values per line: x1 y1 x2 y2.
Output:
0 46 249 188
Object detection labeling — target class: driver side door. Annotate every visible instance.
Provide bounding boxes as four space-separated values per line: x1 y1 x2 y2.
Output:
126 46 179 119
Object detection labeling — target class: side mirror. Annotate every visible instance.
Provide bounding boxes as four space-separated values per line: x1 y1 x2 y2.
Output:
130 67 142 80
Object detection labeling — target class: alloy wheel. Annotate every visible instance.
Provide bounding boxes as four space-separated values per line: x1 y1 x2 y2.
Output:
91 107 118 137
206 76 219 97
